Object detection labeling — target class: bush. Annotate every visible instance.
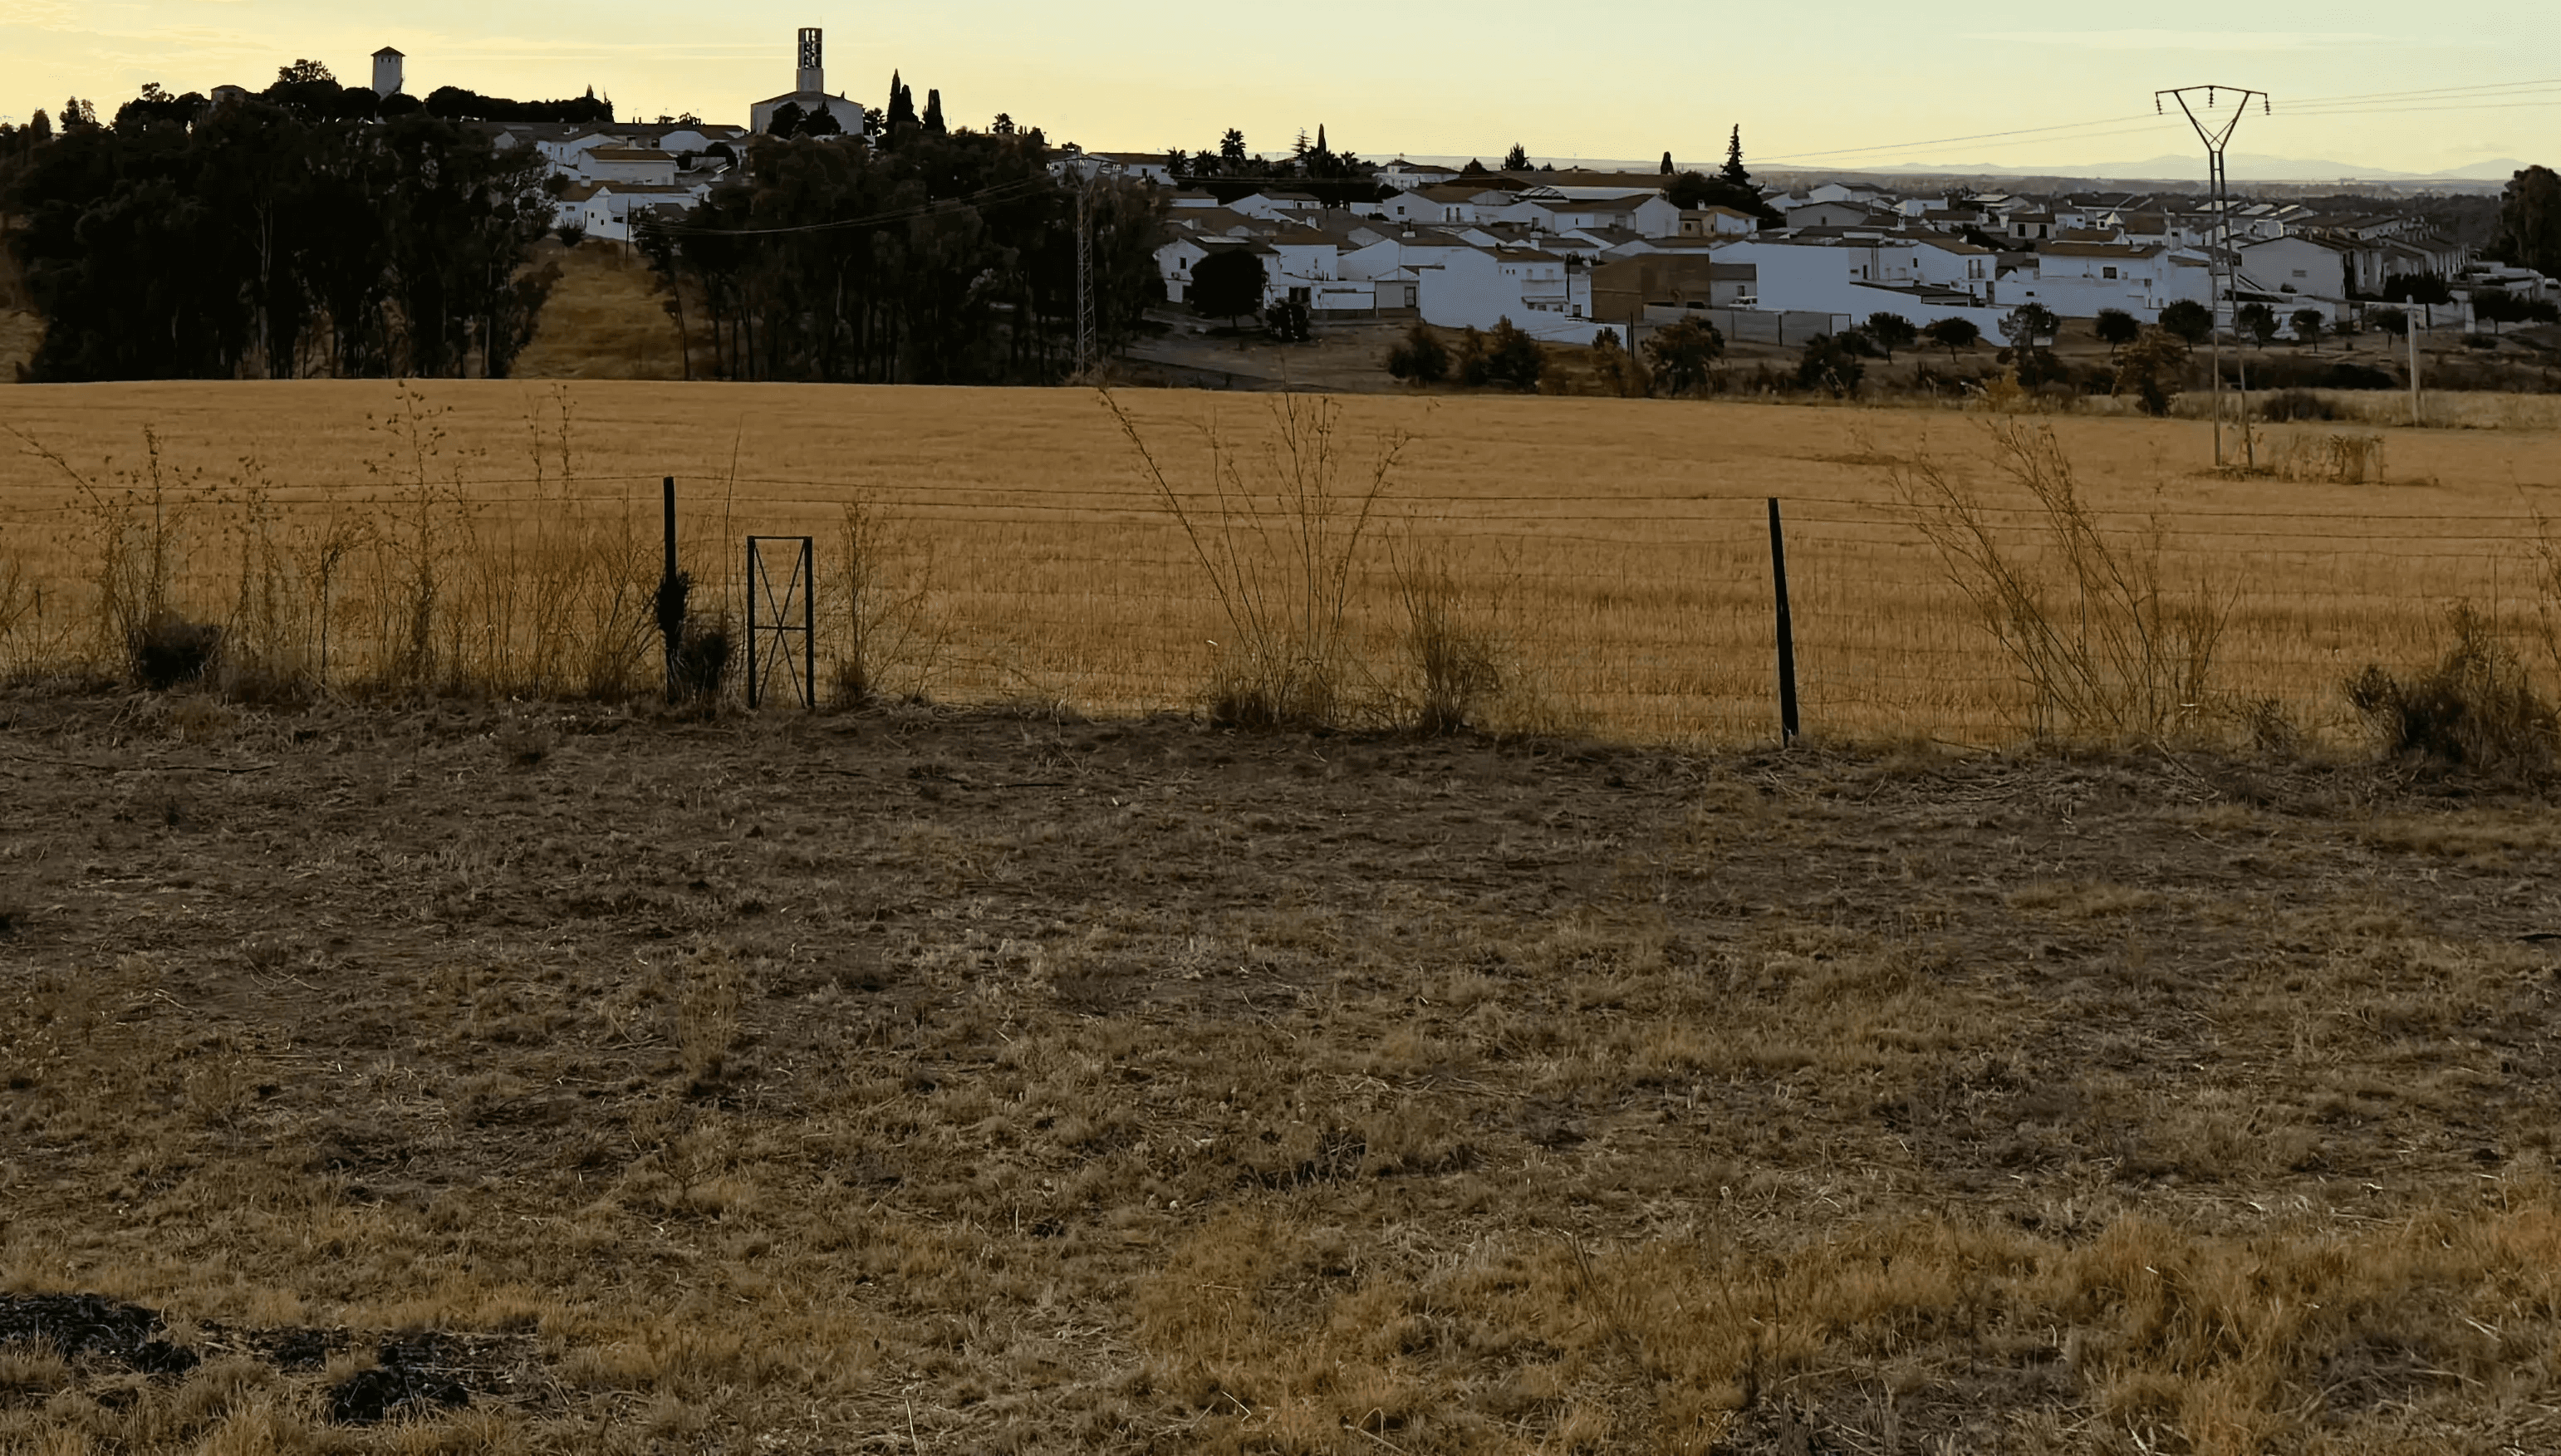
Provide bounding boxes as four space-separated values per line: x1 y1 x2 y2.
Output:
1794 334 1865 396
2159 300 2212 345
1386 324 1449 385
2260 388 2338 422
2111 327 2190 417
128 615 223 690
1587 331 1649 398
557 223 586 248
1266 299 1312 344
2347 605 2555 772
1645 317 1725 396
1459 318 1544 391
670 614 734 703
1921 317 1980 360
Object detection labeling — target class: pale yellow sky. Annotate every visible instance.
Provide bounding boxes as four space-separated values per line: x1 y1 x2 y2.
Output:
4 1 2554 177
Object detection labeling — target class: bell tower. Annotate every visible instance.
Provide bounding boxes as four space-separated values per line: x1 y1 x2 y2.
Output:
796 28 824 95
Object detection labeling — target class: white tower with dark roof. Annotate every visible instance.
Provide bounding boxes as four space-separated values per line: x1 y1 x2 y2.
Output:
371 47 404 99
797 28 824 94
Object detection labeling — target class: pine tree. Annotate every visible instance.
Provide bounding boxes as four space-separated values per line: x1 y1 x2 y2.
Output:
1316 124 1327 154
886 73 918 133
1661 150 1674 174
1721 125 1751 186
923 88 944 135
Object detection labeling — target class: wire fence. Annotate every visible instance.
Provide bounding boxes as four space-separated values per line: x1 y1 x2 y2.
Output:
4 454 2551 749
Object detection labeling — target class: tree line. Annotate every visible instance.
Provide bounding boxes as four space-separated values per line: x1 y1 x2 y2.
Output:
640 127 1164 384
2 63 559 380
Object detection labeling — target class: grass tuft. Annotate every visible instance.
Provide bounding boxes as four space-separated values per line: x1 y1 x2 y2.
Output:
2347 603 2557 772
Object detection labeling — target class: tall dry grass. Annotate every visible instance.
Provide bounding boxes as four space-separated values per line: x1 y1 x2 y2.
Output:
1891 419 2229 742
1 380 2558 748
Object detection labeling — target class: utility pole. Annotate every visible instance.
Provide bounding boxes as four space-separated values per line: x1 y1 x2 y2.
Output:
1075 173 1097 379
2156 85 2268 469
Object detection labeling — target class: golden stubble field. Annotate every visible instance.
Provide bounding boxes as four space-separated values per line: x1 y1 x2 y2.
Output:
2 381 2559 745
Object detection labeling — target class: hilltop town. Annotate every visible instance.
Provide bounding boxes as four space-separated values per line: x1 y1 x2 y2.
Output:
3 29 2554 389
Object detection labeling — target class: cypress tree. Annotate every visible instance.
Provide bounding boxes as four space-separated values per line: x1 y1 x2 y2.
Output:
1721 125 1751 186
923 88 944 135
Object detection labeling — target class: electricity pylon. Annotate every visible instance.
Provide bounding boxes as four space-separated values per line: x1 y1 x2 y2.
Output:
2157 85 2268 468
1075 174 1097 379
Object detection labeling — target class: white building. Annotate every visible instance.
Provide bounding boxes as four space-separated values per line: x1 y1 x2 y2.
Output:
748 27 870 138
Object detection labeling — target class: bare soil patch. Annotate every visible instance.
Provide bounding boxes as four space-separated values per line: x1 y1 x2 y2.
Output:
2 694 2559 1452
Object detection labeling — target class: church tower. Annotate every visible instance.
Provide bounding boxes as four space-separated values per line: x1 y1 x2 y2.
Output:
796 28 824 95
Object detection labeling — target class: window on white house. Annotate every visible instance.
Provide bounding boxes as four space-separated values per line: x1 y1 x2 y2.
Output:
2103 267 2117 280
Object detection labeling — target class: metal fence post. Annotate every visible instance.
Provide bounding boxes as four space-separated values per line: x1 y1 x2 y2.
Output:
1768 498 1800 744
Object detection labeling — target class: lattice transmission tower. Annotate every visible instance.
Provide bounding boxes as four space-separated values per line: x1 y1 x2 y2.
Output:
2156 84 2269 468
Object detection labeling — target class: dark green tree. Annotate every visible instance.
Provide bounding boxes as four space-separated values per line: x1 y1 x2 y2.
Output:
1921 316 1980 360
1666 168 1781 224
2111 327 2190 416
2094 307 2139 355
766 101 806 138
1795 333 1864 395
2158 298 2212 343
1720 125 1750 186
922 89 945 135
2235 301 2278 348
2289 307 2325 349
1456 319 1543 389
1863 311 1917 360
1386 322 1448 384
2490 164 2560 278
1999 302 2058 348
1219 129 1247 167
886 73 917 135
2471 287 2558 333
1504 143 1529 170
1659 150 1673 174
2367 306 2408 337
1644 316 1725 396
1189 247 1266 326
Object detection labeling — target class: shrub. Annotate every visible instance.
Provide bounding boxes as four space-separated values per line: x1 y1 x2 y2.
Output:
1922 317 1981 360
2159 300 2212 345
1891 420 2225 740
1481 318 1545 391
2110 327 2190 416
2346 605 2555 772
2095 308 2140 355
670 613 733 703
1794 334 1865 396
128 615 223 690
1587 331 1649 398
1645 317 1725 396
1385 323 1449 385
1265 299 1312 344
2259 389 2338 423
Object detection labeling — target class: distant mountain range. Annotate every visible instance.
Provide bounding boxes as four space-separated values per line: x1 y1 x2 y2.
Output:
1863 153 2529 183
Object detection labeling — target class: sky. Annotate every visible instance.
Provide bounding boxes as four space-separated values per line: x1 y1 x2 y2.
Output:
2 0 2555 179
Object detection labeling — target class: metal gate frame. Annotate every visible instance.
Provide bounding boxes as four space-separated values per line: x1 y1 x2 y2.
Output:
744 535 815 709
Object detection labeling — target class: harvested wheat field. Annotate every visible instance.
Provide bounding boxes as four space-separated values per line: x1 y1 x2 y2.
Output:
3 382 2559 748
1 692 2559 1454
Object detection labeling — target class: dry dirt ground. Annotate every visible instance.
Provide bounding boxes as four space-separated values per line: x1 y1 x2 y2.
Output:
4 693 2561 1454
